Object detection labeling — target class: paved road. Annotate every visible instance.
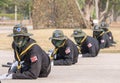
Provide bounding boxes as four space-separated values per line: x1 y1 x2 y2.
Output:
0 50 120 83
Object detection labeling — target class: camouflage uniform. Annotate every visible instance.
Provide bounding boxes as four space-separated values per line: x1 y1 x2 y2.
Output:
49 30 79 65
100 21 116 44
93 25 112 49
72 29 100 57
8 24 51 79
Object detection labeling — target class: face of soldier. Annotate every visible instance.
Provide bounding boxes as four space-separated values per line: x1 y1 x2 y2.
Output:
74 37 84 45
13 36 29 48
52 39 65 47
93 31 103 37
102 28 108 32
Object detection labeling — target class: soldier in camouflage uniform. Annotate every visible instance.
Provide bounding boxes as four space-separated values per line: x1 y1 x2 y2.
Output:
49 30 79 65
0 24 51 79
100 21 116 44
93 25 112 49
71 29 100 57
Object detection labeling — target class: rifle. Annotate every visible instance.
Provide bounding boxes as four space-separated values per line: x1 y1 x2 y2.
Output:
2 61 24 73
2 62 12 67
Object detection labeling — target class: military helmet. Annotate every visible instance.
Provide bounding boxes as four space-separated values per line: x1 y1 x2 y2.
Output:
8 24 33 37
100 21 109 28
93 25 103 31
49 30 67 40
71 29 86 37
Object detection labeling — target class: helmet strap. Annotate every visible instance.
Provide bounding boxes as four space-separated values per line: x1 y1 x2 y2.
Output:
80 35 87 44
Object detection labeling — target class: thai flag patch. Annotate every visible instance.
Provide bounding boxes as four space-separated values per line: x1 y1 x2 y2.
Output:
31 56 38 62
87 43 92 48
65 47 71 54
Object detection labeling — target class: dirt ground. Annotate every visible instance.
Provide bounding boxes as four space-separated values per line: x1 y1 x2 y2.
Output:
0 25 120 52
0 50 120 83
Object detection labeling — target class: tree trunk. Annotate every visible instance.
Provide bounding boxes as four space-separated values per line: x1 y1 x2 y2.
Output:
76 0 94 28
32 0 51 29
32 0 84 29
95 0 99 19
99 0 109 22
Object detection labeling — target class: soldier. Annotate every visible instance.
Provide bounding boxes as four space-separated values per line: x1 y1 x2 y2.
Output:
100 21 116 44
0 24 51 79
49 30 79 65
71 29 100 57
93 25 112 49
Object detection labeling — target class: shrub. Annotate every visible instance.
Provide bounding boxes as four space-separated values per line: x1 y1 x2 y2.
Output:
0 13 22 20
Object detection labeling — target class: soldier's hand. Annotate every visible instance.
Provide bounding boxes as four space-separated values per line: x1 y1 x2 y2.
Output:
48 49 54 60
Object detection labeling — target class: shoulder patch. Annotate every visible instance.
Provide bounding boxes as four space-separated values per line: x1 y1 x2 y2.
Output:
65 47 71 54
87 43 92 48
30 56 38 62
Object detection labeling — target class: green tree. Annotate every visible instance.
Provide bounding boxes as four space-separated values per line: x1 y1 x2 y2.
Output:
109 0 120 21
0 0 13 13
0 0 32 19
12 0 32 20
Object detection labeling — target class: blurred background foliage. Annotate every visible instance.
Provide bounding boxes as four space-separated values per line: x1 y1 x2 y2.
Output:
0 0 120 28
0 0 32 20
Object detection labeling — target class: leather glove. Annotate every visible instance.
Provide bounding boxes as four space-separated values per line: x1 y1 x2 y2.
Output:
0 73 12 80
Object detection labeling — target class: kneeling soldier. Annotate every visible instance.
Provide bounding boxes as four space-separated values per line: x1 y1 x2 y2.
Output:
71 29 100 57
49 30 79 65
0 24 51 79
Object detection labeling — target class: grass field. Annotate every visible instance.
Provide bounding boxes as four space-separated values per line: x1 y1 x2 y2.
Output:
0 27 120 53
